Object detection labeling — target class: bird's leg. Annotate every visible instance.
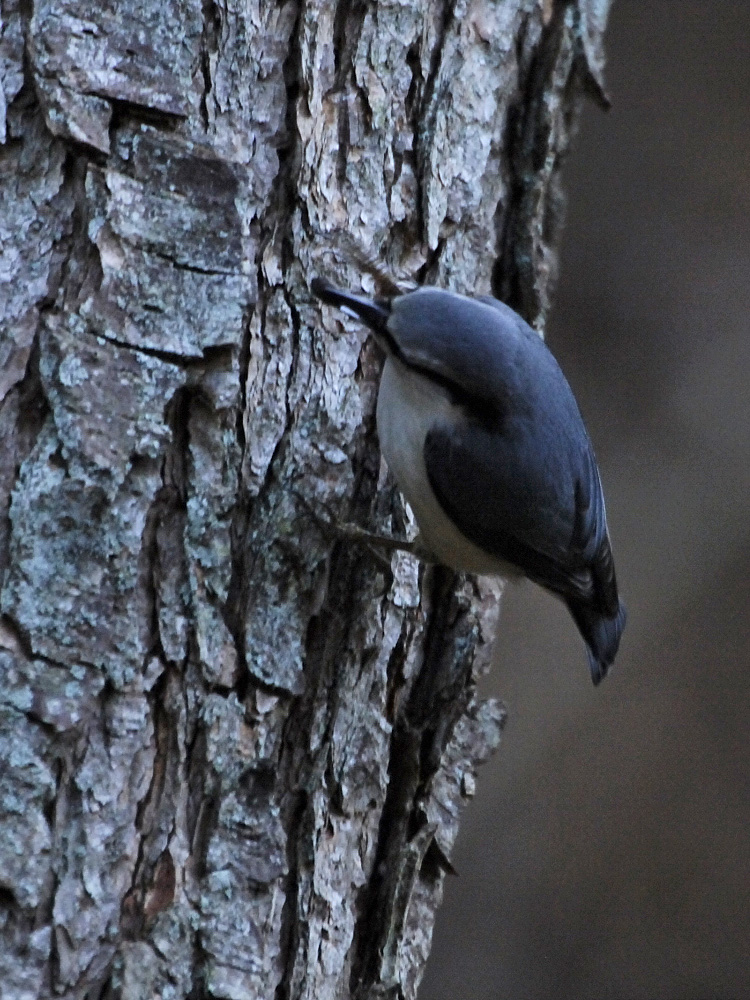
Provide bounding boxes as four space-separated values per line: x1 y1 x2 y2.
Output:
326 521 417 556
295 492 430 568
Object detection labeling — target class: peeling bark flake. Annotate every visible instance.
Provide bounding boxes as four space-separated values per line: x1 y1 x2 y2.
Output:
0 0 611 996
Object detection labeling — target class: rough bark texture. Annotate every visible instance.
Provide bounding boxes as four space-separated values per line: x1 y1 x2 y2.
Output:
0 0 610 997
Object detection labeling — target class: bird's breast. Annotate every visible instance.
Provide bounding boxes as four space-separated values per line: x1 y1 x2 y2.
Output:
376 356 515 576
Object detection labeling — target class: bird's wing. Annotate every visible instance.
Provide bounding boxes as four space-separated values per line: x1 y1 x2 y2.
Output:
572 445 621 616
424 418 617 610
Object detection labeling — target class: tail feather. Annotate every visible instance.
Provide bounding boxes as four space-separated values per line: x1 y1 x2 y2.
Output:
567 599 627 685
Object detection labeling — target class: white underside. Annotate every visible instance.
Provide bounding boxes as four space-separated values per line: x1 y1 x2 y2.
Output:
376 356 518 577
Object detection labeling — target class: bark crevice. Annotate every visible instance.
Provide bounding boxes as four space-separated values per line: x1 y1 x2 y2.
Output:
0 0 611 993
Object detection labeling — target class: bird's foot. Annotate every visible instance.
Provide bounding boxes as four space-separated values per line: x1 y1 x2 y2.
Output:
328 521 416 557
296 493 424 569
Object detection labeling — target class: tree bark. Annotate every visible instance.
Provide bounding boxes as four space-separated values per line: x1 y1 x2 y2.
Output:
0 0 610 996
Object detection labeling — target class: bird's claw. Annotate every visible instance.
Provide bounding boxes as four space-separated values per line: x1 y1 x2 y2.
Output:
294 491 417 569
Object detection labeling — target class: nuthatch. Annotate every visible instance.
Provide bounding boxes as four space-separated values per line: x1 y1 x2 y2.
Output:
311 276 626 684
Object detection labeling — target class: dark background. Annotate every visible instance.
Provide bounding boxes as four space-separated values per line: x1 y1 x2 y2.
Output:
423 3 750 998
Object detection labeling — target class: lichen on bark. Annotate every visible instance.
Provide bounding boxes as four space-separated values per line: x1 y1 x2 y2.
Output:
0 0 610 996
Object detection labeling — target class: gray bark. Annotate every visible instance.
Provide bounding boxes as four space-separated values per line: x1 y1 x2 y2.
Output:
0 0 610 997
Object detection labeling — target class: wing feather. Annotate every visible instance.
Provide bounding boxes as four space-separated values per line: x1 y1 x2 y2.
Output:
424 418 616 609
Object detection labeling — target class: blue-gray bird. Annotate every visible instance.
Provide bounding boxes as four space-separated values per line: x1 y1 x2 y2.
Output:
311 276 626 684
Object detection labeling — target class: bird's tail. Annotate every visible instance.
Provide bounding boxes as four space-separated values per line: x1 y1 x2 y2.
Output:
566 598 627 685
311 277 390 333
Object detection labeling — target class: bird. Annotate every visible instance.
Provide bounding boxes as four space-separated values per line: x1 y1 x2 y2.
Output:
311 275 626 684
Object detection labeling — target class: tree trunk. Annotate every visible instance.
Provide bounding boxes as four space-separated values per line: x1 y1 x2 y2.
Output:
0 0 610 996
